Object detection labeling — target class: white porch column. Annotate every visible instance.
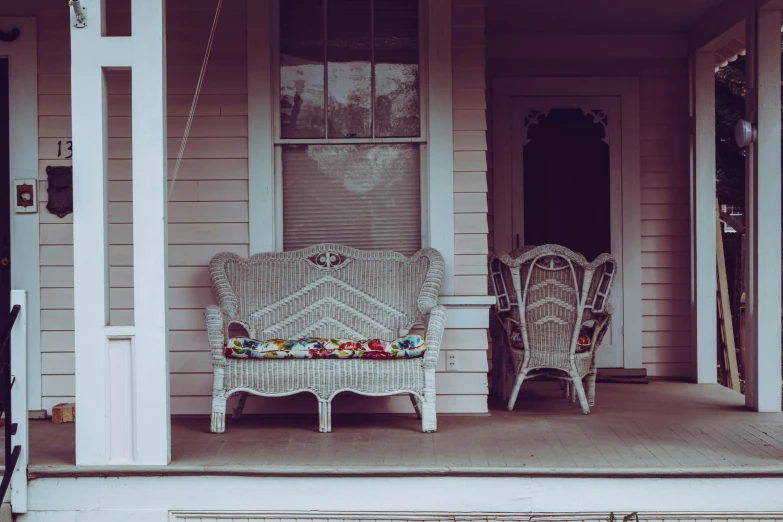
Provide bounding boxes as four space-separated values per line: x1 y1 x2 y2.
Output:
689 50 718 384
70 0 170 465
131 0 170 464
744 2 782 412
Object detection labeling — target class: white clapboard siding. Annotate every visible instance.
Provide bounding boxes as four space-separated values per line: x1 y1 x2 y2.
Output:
486 56 692 378
453 0 490 290
30 0 492 414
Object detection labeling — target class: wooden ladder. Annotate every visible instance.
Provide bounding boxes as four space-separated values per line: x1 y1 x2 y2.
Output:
716 200 741 391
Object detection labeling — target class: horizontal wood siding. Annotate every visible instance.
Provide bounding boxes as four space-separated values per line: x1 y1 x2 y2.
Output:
487 57 691 378
451 0 491 407
10 0 491 414
32 0 252 413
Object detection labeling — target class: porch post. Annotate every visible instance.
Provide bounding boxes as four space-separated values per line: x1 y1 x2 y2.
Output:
689 50 718 384
131 0 170 463
70 0 170 465
744 2 782 412
70 0 129 466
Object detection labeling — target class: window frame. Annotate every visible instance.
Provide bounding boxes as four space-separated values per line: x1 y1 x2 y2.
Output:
247 0 455 294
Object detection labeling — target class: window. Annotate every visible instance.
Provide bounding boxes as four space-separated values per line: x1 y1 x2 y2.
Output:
276 0 425 254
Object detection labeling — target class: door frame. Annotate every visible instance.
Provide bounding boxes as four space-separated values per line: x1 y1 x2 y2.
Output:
1 18 41 409
493 77 643 370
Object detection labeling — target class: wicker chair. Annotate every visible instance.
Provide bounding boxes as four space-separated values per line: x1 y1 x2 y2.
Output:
489 244 617 414
205 244 446 433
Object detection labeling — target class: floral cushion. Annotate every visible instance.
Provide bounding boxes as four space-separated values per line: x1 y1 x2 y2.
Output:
509 326 592 353
224 335 427 360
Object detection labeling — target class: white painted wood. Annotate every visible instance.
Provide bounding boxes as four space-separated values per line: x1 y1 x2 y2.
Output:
107 337 134 464
70 0 111 467
246 0 275 254
492 77 643 370
489 34 687 60
1 17 42 412
427 0 455 295
23 475 783 515
9 290 27 513
165 511 783 522
690 50 718 384
744 5 783 412
70 0 171 465
130 0 170 463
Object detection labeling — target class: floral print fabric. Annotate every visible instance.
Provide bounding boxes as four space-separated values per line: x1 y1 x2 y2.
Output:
224 335 427 360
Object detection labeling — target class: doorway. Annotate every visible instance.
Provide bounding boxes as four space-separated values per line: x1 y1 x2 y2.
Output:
508 96 624 368
493 81 644 370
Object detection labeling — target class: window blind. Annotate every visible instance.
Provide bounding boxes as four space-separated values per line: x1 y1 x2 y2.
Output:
282 143 422 255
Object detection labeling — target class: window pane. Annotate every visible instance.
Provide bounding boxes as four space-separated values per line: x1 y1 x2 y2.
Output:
374 0 420 137
280 0 326 138
283 144 421 255
327 0 372 138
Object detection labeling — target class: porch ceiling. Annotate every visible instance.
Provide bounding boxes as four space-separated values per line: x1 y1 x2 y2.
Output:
486 0 727 35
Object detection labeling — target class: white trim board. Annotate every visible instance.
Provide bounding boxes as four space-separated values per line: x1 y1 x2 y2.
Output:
24 475 783 515
489 34 687 60
689 51 718 384
0 17 42 411
492 77 643 370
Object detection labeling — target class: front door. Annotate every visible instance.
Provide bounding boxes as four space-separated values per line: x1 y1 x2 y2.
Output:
0 59 10 335
508 96 624 368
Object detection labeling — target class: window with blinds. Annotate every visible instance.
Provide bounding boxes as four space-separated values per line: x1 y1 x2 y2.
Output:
277 0 424 255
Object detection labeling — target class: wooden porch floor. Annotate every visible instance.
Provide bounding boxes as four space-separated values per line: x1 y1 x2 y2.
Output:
20 381 783 477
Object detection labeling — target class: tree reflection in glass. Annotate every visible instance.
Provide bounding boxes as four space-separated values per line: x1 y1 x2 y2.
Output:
327 0 372 138
375 0 420 137
280 0 326 138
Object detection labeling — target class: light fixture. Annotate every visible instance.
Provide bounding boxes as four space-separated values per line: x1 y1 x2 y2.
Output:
734 118 756 148
69 1 86 28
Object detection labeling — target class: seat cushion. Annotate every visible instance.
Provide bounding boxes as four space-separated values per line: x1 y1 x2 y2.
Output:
224 335 426 360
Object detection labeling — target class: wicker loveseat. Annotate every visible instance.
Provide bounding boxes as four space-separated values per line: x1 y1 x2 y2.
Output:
490 244 617 414
205 244 447 433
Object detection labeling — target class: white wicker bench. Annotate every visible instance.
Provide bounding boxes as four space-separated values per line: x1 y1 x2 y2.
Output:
205 244 447 433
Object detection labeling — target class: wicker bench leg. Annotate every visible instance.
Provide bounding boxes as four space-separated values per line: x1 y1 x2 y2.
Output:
507 371 527 411
585 372 597 407
318 400 332 433
409 394 423 419
211 395 227 433
232 392 249 420
421 367 437 433
421 394 436 433
569 372 590 414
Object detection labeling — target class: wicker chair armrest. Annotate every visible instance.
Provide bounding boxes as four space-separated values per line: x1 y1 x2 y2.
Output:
424 305 447 368
205 305 227 364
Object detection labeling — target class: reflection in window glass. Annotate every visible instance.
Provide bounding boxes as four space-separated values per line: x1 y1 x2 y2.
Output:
327 0 372 138
280 0 326 138
283 144 421 254
374 0 420 137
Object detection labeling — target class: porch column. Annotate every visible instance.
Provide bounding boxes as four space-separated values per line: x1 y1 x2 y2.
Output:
70 0 170 465
744 2 782 412
689 50 718 384
131 0 170 464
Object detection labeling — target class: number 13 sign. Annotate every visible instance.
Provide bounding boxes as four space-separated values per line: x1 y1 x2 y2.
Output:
57 140 73 159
